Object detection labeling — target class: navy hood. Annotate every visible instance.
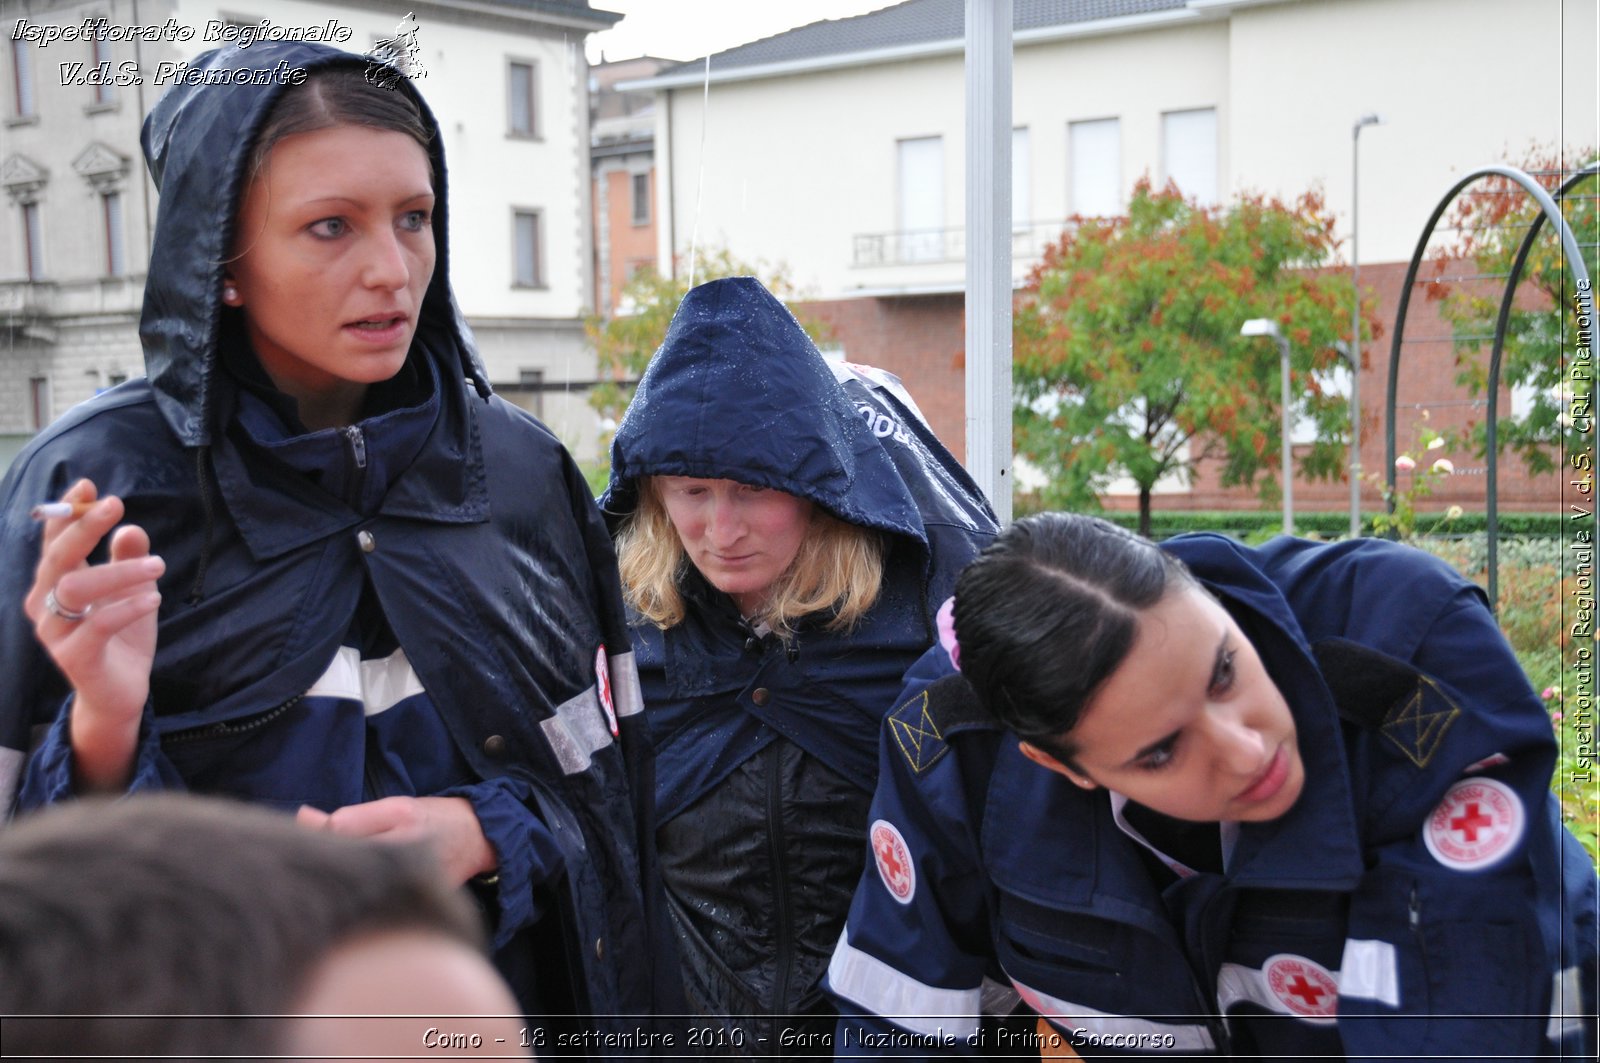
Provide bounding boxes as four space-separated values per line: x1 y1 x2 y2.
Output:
138 41 489 447
602 277 931 544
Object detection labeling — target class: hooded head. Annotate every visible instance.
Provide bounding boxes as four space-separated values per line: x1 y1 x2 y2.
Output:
602 276 922 538
601 277 929 631
138 42 488 447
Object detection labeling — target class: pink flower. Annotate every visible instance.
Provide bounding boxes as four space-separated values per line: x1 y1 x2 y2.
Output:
1551 712 1564 726
936 596 960 670
1543 686 1560 701
1395 455 1416 472
1432 458 1455 474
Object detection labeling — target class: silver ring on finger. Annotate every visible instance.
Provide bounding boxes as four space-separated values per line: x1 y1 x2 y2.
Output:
44 586 91 623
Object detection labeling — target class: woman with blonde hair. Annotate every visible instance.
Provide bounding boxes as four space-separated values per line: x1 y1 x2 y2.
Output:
603 276 997 1055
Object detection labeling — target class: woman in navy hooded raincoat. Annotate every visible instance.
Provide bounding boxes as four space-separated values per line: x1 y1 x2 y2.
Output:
0 42 678 1046
601 277 997 1054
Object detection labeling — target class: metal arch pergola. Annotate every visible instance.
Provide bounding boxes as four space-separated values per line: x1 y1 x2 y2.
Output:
1384 161 1598 608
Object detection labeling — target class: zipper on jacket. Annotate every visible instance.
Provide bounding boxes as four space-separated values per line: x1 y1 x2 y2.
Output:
343 425 369 510
767 747 795 1020
343 425 368 468
1407 885 1431 1010
162 695 302 745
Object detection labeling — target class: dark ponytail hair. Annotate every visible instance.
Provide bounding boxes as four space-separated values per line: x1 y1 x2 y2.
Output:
953 513 1194 759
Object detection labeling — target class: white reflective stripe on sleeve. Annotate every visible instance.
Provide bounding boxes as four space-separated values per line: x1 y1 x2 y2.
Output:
1548 966 1585 1043
1216 962 1281 1016
360 649 425 716
980 977 1020 1018
305 646 363 701
540 685 614 775
1338 938 1400 1007
827 929 981 1039
1012 973 1216 1052
609 650 644 718
0 745 23 812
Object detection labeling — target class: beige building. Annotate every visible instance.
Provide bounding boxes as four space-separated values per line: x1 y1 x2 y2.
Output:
2 0 619 464
635 0 1594 297
625 0 1597 508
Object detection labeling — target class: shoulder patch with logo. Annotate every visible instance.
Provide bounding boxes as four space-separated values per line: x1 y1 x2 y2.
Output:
888 675 1000 775
1378 676 1461 769
889 690 949 774
1424 777 1524 871
871 819 916 904
1314 639 1459 768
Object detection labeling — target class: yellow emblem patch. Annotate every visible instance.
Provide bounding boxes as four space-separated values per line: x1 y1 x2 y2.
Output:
889 690 949 774
1379 676 1461 768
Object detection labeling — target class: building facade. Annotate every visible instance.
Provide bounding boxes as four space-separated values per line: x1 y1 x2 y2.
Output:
2 0 618 465
627 0 1597 513
590 54 665 319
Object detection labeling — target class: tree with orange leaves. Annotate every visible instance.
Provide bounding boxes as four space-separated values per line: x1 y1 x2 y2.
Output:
1014 180 1366 536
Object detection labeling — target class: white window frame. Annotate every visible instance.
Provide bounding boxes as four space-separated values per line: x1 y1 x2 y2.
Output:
507 59 538 138
1161 107 1218 206
512 208 544 288
1068 117 1121 218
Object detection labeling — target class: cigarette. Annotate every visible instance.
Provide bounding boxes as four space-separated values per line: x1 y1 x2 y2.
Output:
29 501 95 521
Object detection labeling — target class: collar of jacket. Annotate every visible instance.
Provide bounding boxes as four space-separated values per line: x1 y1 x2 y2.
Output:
980 537 1365 915
209 339 489 562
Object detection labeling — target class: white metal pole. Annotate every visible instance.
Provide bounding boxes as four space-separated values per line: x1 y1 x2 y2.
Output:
1280 335 1294 535
1350 123 1363 538
1349 113 1381 537
965 0 1013 524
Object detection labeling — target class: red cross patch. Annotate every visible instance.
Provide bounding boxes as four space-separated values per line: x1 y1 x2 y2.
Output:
1424 777 1523 871
595 646 618 737
1264 954 1339 1022
871 819 916 905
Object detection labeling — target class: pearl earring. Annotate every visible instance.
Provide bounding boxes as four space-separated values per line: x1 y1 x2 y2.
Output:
222 284 238 304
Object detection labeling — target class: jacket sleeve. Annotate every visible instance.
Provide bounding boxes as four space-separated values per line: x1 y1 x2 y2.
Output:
827 648 998 1059
436 776 567 949
0 430 185 815
0 444 70 815
1336 584 1596 1061
18 698 187 809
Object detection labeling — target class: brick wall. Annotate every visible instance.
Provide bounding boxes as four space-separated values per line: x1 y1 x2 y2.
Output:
798 260 1576 515
802 293 970 453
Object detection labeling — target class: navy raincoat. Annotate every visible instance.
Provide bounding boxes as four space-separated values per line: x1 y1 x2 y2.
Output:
602 277 996 1053
0 42 679 1043
828 534 1598 1060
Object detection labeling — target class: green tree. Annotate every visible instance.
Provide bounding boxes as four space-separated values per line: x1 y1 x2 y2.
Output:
1014 180 1367 536
1428 149 1597 476
587 247 831 445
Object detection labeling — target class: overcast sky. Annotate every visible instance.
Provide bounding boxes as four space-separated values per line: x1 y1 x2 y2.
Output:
586 1 898 64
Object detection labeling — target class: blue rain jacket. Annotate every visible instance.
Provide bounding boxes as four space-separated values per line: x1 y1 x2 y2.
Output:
601 277 997 1047
828 534 1597 1060
0 42 680 1042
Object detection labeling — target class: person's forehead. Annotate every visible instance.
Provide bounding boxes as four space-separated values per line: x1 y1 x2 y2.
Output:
1073 590 1224 745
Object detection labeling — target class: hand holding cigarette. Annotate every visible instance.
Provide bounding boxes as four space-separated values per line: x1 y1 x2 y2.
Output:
21 479 164 791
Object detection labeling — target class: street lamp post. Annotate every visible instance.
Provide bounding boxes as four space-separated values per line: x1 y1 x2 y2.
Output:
1350 113 1384 538
1241 319 1293 535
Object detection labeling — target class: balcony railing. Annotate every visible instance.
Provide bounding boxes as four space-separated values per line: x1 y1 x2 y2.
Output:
851 219 1075 268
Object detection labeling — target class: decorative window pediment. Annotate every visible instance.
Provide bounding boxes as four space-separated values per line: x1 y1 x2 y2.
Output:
1 154 49 204
73 142 130 193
